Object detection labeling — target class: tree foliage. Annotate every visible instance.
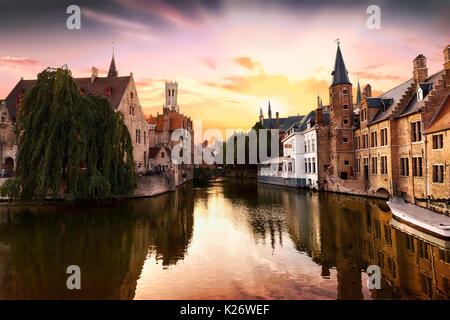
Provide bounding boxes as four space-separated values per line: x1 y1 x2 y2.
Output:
0 67 136 201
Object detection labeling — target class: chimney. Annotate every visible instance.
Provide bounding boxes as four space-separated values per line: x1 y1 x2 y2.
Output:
413 54 428 83
316 108 323 126
444 44 450 85
276 112 279 129
91 67 98 83
363 84 372 98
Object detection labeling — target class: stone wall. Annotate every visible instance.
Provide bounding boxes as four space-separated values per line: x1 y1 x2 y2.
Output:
133 175 170 197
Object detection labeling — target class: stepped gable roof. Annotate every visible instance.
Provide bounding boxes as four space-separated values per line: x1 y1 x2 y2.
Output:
401 71 442 117
369 70 443 124
5 76 131 120
424 94 450 134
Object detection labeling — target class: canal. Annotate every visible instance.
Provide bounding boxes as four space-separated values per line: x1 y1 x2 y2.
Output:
0 178 448 299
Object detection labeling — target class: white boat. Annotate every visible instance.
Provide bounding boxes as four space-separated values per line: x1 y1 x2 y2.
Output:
390 218 450 249
387 198 450 239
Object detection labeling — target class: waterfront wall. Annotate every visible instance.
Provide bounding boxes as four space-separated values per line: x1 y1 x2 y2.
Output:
225 167 257 178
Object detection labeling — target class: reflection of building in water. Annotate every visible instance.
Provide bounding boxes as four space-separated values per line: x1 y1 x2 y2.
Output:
360 201 450 299
0 182 194 299
253 184 450 300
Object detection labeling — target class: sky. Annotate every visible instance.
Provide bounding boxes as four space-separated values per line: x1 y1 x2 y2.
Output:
0 0 449 132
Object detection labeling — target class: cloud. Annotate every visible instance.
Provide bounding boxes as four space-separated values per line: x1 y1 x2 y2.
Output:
354 71 405 82
83 7 151 31
200 57 217 71
0 56 39 66
233 57 262 71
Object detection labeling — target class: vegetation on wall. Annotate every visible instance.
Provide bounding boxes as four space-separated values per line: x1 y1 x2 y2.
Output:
0 67 136 201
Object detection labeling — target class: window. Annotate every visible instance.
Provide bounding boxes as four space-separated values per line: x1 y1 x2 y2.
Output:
344 160 350 166
405 235 415 253
411 121 422 142
279 164 283 172
130 92 134 99
380 128 388 146
304 159 308 173
432 134 443 149
308 158 311 173
418 241 429 259
105 86 112 96
343 137 348 143
136 129 141 144
288 163 292 172
439 249 450 263
363 134 369 149
384 225 392 246
343 89 348 95
361 109 367 122
413 157 422 177
371 131 377 147
400 158 409 176
129 106 135 116
371 157 377 174
304 142 307 152
387 257 396 277
343 118 348 125
343 104 349 109
381 156 388 174
356 158 361 173
375 221 382 239
312 138 315 151
433 165 444 183
144 131 147 145
312 158 316 173
355 136 360 149
420 274 432 297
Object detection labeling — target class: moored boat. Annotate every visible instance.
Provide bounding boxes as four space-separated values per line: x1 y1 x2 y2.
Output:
387 197 450 238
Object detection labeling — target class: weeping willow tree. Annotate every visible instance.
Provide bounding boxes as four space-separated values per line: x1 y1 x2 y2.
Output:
0 67 136 201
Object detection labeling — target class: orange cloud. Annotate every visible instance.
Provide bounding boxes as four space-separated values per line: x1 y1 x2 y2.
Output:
233 57 262 71
0 56 39 66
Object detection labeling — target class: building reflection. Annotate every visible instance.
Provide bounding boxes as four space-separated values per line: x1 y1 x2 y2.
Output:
251 182 450 300
0 182 194 299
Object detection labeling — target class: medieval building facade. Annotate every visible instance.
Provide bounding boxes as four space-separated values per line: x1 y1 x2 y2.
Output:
4 53 150 174
258 43 450 203
147 81 194 185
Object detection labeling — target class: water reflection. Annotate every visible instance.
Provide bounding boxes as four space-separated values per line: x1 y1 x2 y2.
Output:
0 178 448 299
0 183 194 299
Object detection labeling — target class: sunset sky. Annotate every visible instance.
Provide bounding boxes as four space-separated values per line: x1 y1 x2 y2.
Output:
0 0 448 132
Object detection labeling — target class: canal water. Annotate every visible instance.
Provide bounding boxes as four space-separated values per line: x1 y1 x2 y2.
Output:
0 178 448 299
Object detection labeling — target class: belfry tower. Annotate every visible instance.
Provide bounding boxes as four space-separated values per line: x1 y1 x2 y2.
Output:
328 40 354 179
165 81 178 112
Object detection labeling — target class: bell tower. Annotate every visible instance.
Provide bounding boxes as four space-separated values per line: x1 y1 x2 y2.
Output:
328 40 354 179
165 81 178 112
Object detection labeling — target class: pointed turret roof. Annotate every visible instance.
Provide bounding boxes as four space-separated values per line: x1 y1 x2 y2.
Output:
356 80 362 105
268 100 272 119
331 44 351 86
108 51 118 77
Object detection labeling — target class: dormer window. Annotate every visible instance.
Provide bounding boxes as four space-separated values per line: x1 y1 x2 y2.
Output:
417 87 424 102
105 86 112 96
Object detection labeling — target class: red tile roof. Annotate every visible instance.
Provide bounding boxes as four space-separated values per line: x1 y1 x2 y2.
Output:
5 76 131 120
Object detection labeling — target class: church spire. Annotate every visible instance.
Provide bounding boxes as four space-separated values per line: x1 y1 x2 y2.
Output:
108 44 118 77
268 100 272 119
356 78 362 106
331 40 351 86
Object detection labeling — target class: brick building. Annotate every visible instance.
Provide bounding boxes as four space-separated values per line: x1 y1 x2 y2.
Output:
0 100 17 175
4 53 150 173
353 45 450 201
147 81 194 184
327 43 356 180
